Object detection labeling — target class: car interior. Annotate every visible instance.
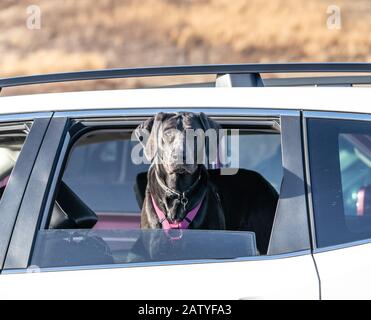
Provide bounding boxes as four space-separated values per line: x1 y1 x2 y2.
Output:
340 133 371 233
0 133 27 200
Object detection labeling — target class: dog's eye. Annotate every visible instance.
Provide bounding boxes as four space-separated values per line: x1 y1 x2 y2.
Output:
164 131 173 138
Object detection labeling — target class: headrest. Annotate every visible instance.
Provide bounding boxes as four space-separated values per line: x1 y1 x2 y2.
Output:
134 168 278 211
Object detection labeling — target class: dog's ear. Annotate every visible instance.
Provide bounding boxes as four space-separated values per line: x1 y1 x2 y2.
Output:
199 112 220 131
199 112 222 168
135 113 166 161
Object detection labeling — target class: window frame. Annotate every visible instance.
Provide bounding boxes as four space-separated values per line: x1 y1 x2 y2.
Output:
304 111 371 253
0 112 52 270
4 107 311 271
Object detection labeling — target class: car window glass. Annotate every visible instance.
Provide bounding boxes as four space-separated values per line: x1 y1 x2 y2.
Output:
308 118 371 247
0 133 27 201
31 229 257 268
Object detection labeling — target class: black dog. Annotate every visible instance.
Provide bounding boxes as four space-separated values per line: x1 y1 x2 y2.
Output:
135 112 226 231
129 111 278 261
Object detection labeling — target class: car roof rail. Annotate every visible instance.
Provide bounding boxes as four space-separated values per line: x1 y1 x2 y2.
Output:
2 62 371 92
216 73 264 87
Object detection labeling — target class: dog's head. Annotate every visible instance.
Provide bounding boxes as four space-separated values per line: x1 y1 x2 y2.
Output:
135 112 220 175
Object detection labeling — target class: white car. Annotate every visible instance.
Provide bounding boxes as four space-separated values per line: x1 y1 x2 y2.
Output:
0 63 371 300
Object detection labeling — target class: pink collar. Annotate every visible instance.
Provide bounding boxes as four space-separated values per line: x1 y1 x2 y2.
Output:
150 194 204 231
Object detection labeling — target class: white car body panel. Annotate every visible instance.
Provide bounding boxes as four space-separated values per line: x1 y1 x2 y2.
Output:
314 242 371 300
0 255 318 300
0 87 371 115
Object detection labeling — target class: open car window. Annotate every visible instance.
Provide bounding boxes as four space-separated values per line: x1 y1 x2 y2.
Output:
31 119 286 269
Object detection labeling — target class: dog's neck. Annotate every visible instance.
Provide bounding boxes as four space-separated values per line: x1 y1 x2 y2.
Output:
164 170 199 193
149 164 206 221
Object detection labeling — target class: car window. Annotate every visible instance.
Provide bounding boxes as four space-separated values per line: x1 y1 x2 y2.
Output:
0 133 27 201
32 229 258 268
32 125 283 269
308 117 371 248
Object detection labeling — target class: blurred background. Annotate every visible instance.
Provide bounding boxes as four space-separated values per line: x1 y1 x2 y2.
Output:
1 0 371 95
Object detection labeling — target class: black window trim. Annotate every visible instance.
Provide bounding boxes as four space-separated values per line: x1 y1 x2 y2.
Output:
4 107 311 271
303 110 371 254
0 112 52 271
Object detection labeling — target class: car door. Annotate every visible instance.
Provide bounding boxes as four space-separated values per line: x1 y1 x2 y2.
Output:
305 111 371 299
0 108 319 300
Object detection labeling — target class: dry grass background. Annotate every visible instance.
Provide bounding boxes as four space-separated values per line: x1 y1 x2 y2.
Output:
1 0 371 94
